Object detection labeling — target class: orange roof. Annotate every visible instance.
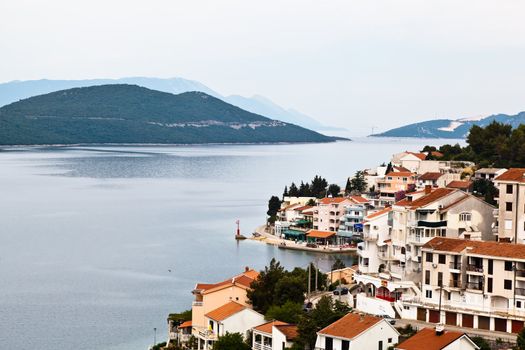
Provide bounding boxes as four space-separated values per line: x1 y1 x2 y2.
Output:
275 324 298 340
195 268 259 295
178 321 192 329
431 151 444 158
319 197 348 205
318 313 383 339
495 168 525 183
350 195 369 204
396 328 467 350
205 301 246 321
423 237 525 260
294 205 312 212
307 230 336 239
396 188 455 209
446 180 472 190
365 207 391 220
386 171 415 177
405 152 427 160
254 320 289 334
418 172 443 181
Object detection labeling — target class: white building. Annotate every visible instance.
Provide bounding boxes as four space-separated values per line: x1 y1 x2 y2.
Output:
315 312 399 350
313 197 353 232
252 320 297 350
196 301 265 350
494 168 525 244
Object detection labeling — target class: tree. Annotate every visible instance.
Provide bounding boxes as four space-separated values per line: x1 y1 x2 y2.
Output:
344 177 353 195
327 184 341 197
310 175 328 198
306 198 316 206
212 332 251 350
471 336 491 350
283 186 289 197
247 259 286 313
267 196 282 224
331 258 346 271
350 170 367 193
473 178 498 205
517 328 525 350
265 301 304 324
274 274 307 306
299 181 312 196
288 182 299 197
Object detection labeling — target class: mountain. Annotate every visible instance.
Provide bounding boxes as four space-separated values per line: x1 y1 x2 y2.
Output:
0 84 339 145
0 77 340 131
372 112 525 139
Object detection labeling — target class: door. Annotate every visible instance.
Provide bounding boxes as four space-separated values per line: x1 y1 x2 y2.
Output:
417 307 426 321
325 337 333 350
462 314 473 328
445 312 457 326
378 340 383 350
342 340 349 350
429 310 440 323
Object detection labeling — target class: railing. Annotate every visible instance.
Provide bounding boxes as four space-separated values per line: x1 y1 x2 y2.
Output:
449 279 462 288
253 343 272 350
516 288 525 296
516 270 525 278
466 282 483 291
449 262 462 270
363 232 378 240
192 301 203 306
466 265 483 273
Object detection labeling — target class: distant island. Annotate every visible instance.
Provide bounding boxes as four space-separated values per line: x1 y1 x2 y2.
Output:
0 84 342 145
0 77 343 132
372 111 525 138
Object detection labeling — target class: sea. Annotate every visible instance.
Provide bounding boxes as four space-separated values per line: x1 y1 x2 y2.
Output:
0 137 461 350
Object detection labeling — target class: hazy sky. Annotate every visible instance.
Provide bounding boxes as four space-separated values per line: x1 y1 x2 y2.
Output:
1 0 525 134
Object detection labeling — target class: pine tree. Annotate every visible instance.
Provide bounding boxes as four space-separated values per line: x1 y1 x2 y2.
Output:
288 182 299 197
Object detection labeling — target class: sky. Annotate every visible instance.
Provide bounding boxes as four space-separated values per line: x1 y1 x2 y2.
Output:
1 0 525 135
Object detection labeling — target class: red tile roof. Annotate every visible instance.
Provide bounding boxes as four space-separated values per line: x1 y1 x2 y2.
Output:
307 230 336 239
195 269 259 295
318 313 383 339
431 151 444 158
396 188 455 209
423 237 525 260
350 195 369 204
254 320 289 334
319 197 348 205
275 324 299 340
386 171 415 177
294 205 312 212
365 207 392 220
396 328 467 350
446 180 472 190
178 321 192 329
418 172 443 181
205 301 246 321
495 168 525 183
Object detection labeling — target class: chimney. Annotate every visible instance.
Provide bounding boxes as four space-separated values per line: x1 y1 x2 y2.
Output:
425 185 432 195
359 313 364 321
245 266 250 272
435 324 445 336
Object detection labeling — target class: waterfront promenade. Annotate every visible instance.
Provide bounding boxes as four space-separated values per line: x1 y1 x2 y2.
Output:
251 225 357 254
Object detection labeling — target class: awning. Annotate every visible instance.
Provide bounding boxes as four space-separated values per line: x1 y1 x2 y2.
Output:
283 229 305 237
307 230 336 239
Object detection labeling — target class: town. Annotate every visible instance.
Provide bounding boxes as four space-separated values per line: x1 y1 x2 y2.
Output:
161 126 525 350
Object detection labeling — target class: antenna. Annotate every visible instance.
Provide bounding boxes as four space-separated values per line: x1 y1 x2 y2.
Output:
371 126 378 135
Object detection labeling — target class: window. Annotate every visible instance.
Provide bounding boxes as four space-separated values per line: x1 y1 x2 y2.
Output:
505 261 513 271
388 338 393 343
488 259 493 275
438 254 446 264
425 290 433 298
426 253 433 263
425 270 430 285
507 184 513 194
459 212 472 222
438 272 443 287
488 278 493 293
342 340 349 350
504 279 512 290
507 202 513 212
378 340 383 350
325 337 333 350
517 301 522 308
505 220 513 230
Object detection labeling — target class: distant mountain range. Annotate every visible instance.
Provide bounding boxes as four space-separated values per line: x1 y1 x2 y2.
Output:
0 77 340 132
372 112 525 139
0 84 340 145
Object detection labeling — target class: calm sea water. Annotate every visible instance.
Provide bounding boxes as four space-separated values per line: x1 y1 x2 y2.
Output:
0 138 459 350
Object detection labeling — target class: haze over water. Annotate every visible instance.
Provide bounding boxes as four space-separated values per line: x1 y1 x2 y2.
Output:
0 138 459 350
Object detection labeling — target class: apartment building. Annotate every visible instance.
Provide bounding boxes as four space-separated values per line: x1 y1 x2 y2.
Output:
377 171 417 207
336 196 370 244
357 207 392 275
313 197 353 232
494 168 525 244
400 237 525 334
475 168 507 182
417 172 461 189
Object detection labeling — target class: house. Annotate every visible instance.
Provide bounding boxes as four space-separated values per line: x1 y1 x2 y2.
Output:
328 265 359 285
494 168 525 243
446 180 473 193
314 312 399 350
401 237 525 333
417 172 461 189
252 320 298 350
191 268 259 336
196 301 265 350
313 197 353 232
377 171 417 207
395 327 479 350
475 168 507 182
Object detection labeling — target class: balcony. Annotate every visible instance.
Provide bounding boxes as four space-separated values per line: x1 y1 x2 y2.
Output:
417 220 447 228
466 282 483 291
449 262 462 271
253 342 272 350
449 278 462 288
466 265 484 274
516 288 525 296
363 232 378 241
516 270 525 279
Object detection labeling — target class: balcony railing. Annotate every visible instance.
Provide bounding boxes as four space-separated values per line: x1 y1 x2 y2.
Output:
466 282 483 291
516 288 525 296
466 265 483 273
449 262 462 270
363 232 378 241
449 279 462 288
253 342 272 350
516 270 525 278
192 301 203 306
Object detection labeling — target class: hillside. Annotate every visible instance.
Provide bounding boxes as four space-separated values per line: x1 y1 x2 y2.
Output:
0 84 338 145
0 77 341 132
373 112 525 138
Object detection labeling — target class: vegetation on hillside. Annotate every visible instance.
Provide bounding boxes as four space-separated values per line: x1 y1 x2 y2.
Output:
283 175 330 198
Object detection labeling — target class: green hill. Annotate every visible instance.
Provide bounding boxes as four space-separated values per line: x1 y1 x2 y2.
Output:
0 84 338 145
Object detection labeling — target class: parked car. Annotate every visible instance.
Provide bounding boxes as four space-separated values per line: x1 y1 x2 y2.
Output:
378 314 396 325
333 287 349 295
